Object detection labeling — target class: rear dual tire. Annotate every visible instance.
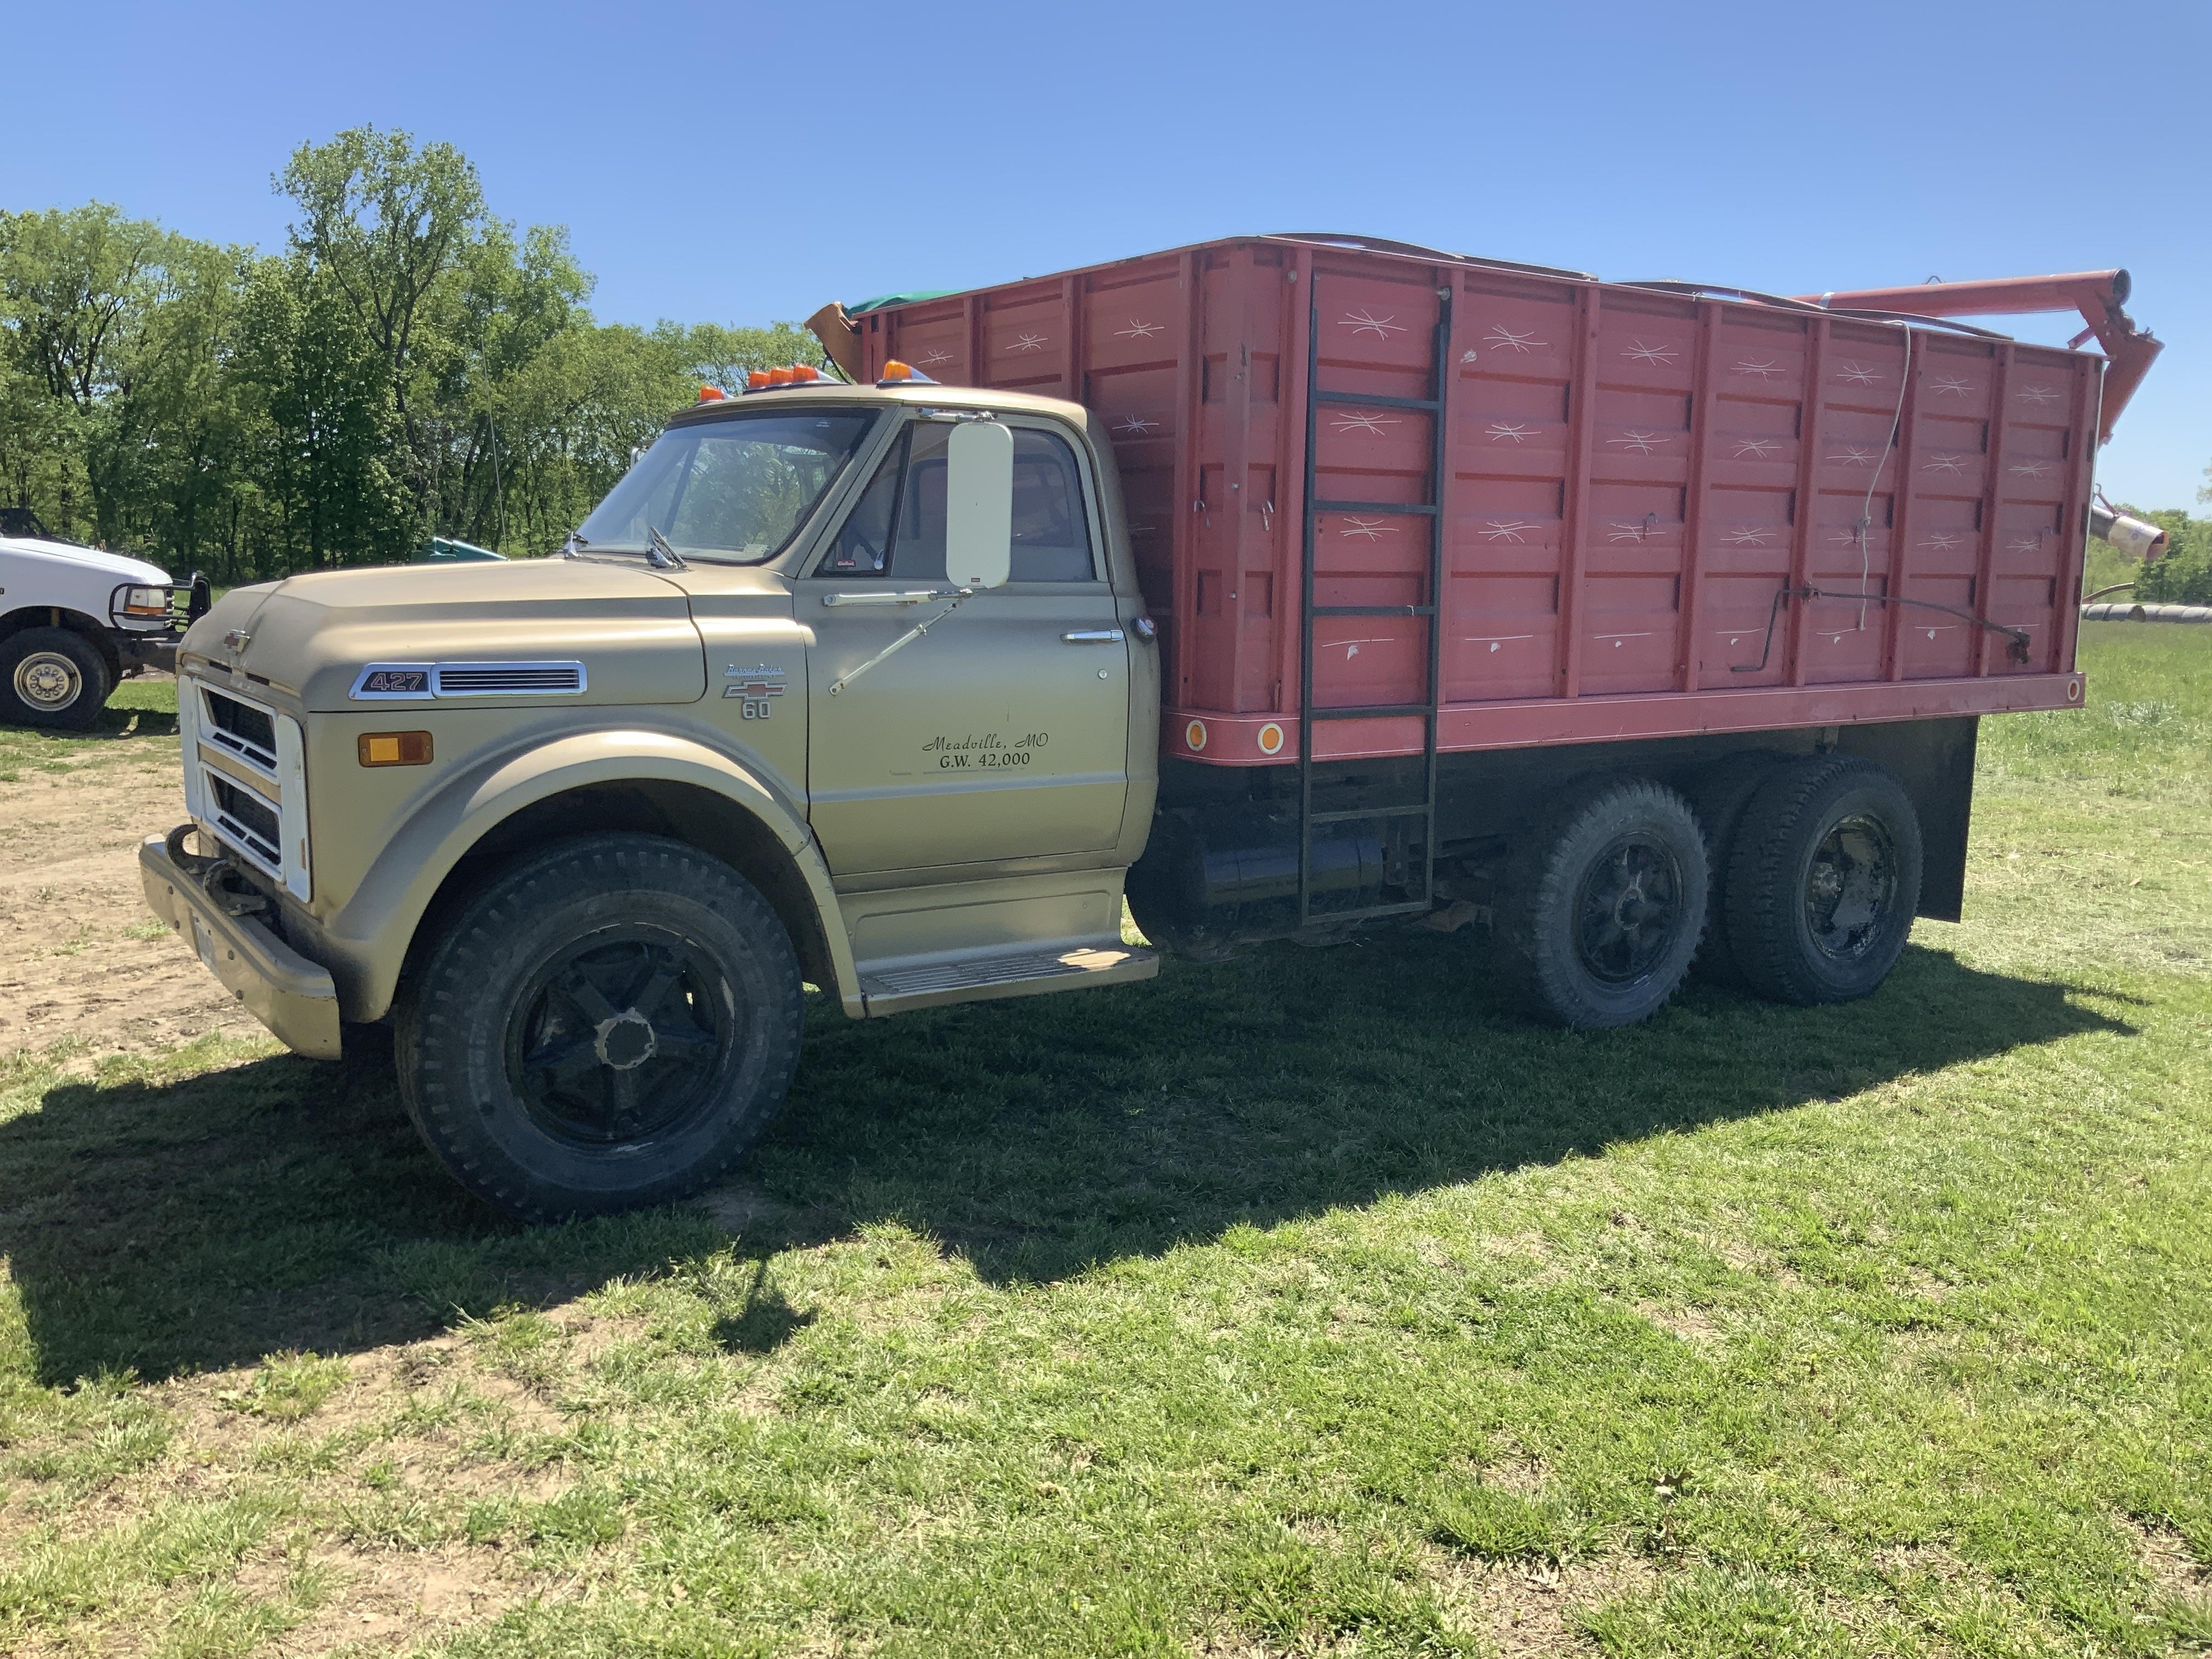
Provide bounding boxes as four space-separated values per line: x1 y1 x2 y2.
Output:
1503 755 1921 1028
1503 777 1709 1031
1719 757 1922 1005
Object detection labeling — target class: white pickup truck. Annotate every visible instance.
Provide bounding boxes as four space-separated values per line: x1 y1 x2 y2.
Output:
0 508 205 729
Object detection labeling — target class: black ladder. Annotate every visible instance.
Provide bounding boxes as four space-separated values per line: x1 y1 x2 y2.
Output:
1295 286 1451 929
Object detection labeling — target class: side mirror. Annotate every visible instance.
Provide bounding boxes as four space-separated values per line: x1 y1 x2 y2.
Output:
944 421 1013 589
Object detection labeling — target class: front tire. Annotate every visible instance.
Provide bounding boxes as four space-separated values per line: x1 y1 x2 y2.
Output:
0 627 111 730
1503 777 1709 1030
395 834 804 1221
1723 757 1922 1006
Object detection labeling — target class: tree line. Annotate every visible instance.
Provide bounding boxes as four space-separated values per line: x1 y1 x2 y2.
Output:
8 132 2208 601
0 127 825 583
2120 501 2212 606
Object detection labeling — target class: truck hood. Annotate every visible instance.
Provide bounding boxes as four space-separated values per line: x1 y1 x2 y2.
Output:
182 557 710 712
0 534 170 586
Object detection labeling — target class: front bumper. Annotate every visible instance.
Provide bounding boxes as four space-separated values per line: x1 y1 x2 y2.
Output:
140 825 342 1059
116 630 179 675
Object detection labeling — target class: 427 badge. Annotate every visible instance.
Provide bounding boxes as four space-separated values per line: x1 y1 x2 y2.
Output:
723 664 787 719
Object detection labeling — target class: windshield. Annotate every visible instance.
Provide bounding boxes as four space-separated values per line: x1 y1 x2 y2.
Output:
575 409 877 563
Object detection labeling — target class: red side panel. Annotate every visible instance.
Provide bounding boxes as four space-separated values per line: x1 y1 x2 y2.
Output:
1308 264 1440 718
854 238 2099 767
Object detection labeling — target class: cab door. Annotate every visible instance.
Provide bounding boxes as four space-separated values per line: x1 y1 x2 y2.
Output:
801 418 1131 876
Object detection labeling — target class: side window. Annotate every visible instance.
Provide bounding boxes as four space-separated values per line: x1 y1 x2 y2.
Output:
889 424 951 580
815 422 1094 582
815 424 950 580
823 440 901 573
1009 430 1096 582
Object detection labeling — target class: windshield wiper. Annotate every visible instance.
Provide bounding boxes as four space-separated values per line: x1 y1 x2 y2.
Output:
565 528 690 568
646 525 688 572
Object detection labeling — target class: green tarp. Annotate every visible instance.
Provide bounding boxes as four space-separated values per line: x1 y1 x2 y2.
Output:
844 290 960 316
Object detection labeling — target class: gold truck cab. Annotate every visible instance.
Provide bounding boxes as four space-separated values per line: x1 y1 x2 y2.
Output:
143 380 1160 1220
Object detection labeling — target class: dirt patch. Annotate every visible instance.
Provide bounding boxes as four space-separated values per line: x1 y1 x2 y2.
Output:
2117 1514 2211 1609
1426 1551 1660 1655
0 747 250 1060
251 1539 538 1655
1471 1453 1552 1497
1633 1301 1722 1346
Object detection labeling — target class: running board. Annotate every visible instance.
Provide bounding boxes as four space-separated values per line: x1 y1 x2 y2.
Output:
859 943 1159 1017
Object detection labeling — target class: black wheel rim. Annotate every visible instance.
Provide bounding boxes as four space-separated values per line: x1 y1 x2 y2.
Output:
1572 833 1686 986
505 926 737 1148
1803 812 1898 963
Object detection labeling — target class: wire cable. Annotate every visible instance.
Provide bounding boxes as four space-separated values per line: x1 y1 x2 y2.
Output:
1854 324 1914 632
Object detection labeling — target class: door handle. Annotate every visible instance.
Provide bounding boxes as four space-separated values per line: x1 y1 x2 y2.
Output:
1060 629 1126 644
821 589 960 608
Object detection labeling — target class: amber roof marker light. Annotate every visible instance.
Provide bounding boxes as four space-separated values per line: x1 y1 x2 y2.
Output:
737 362 852 393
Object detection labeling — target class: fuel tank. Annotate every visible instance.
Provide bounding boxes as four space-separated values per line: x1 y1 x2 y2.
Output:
1126 804 1386 956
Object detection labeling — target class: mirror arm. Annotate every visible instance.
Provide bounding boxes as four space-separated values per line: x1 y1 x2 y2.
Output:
826 589 975 696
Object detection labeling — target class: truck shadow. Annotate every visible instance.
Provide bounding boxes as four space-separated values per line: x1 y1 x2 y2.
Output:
108 707 181 740
0 936 2134 1385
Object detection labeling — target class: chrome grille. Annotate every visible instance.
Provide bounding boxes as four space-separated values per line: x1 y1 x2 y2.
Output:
181 676 311 901
201 687 279 770
208 775 282 868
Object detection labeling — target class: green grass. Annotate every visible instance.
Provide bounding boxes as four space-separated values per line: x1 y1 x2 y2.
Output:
0 674 179 778
1 628 2208 1656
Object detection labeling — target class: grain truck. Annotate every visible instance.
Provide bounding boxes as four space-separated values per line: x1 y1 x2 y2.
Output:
140 234 2161 1220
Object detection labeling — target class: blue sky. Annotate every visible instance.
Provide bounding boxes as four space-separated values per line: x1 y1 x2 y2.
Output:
6 0 2205 506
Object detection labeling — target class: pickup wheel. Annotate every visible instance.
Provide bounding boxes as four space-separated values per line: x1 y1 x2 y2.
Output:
394 834 804 1222
1722 757 1922 1006
0 627 111 731
1502 777 1708 1030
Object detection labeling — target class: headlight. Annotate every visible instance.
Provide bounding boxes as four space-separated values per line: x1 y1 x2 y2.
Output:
121 585 170 618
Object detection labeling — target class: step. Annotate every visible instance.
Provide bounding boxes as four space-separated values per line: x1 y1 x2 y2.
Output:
859 943 1159 1017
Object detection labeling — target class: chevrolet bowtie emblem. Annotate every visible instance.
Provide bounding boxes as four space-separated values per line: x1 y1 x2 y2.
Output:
724 664 787 716
223 629 252 653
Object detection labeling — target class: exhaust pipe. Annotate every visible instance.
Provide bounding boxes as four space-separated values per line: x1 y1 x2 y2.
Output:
2090 504 2169 562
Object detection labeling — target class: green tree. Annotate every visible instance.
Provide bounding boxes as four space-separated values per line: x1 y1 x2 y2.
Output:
229 253 410 573
0 204 177 542
277 126 485 535
1 129 847 577
669 320 831 392
2127 500 2212 606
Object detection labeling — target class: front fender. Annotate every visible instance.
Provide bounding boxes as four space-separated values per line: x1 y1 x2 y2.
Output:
311 728 859 1023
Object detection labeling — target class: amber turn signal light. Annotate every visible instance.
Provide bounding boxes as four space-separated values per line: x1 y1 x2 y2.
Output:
358 731 433 767
880 360 914 381
696 384 727 402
